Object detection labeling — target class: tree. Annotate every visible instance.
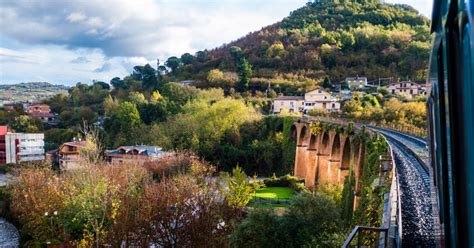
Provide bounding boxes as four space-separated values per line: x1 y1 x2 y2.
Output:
110 77 127 90
236 58 252 92
229 46 243 61
132 64 160 90
222 166 255 208
195 50 208 62
104 102 141 146
78 106 98 125
103 95 120 116
180 53 195 65
207 69 225 84
322 75 333 89
12 115 42 133
92 81 110 90
78 124 103 165
150 91 163 103
127 92 147 105
165 56 182 73
230 209 284 248
230 193 344 247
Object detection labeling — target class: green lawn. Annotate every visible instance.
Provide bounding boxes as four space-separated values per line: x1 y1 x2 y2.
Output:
254 187 295 199
250 187 295 208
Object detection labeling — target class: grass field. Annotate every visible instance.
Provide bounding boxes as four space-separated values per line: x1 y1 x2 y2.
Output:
250 187 295 208
254 187 295 199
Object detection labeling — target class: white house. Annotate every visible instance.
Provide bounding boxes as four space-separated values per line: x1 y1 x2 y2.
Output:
304 88 341 113
272 88 341 114
346 76 368 90
272 96 305 114
387 81 430 97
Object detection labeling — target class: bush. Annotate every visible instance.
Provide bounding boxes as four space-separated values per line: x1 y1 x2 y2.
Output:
263 174 306 192
0 187 12 219
231 192 345 247
0 163 13 173
142 152 213 181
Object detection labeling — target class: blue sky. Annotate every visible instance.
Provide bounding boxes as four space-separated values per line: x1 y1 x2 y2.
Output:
0 0 433 85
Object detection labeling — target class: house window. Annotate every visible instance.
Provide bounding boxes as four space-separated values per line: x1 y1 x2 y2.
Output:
392 89 395 94
410 90 413 94
332 103 335 108
323 103 327 109
324 96 327 99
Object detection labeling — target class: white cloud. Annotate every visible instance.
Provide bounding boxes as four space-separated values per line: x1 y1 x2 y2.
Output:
66 12 87 23
0 0 432 85
0 45 152 84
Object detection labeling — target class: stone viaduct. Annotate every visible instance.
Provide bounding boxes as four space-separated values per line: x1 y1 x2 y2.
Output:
291 119 367 208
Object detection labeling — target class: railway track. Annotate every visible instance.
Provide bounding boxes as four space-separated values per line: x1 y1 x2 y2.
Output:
370 128 437 247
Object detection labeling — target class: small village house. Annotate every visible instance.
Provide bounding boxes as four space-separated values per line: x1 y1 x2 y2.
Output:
105 145 172 164
58 140 87 170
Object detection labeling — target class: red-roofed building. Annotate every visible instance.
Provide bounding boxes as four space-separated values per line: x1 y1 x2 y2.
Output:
27 104 50 114
26 103 58 124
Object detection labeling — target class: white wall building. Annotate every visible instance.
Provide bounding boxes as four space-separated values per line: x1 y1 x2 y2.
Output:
304 88 341 113
387 81 430 97
272 96 305 114
346 76 368 90
5 133 45 163
272 88 341 114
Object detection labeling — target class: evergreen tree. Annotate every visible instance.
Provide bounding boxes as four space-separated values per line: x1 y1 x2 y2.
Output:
322 76 333 89
236 58 252 92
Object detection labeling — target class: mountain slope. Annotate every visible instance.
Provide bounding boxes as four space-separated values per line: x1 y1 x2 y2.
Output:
172 0 431 95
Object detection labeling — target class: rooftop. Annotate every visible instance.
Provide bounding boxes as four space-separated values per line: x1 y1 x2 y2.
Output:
62 141 87 148
274 96 304 101
106 145 170 158
28 112 55 118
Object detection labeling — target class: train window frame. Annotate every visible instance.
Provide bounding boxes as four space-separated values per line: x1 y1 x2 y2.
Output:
461 19 474 246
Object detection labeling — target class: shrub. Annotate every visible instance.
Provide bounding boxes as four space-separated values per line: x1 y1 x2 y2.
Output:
263 174 306 192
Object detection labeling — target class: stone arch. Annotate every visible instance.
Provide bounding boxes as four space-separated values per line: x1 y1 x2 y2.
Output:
290 125 297 142
320 131 330 154
331 133 341 159
341 138 351 169
309 134 318 150
299 125 308 146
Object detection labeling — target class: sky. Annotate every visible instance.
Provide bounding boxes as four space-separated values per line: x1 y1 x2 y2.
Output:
0 0 433 85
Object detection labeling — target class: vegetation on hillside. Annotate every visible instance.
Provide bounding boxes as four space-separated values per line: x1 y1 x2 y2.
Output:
165 0 430 95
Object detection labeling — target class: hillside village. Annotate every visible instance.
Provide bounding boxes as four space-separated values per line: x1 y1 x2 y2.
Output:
272 78 430 114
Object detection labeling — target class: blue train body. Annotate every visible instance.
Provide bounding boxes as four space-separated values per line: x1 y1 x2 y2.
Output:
427 0 474 246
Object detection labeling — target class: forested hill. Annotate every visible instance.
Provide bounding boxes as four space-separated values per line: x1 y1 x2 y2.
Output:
171 0 431 94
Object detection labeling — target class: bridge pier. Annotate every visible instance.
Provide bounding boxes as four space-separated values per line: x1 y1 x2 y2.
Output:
304 149 318 189
294 145 308 178
291 120 368 211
